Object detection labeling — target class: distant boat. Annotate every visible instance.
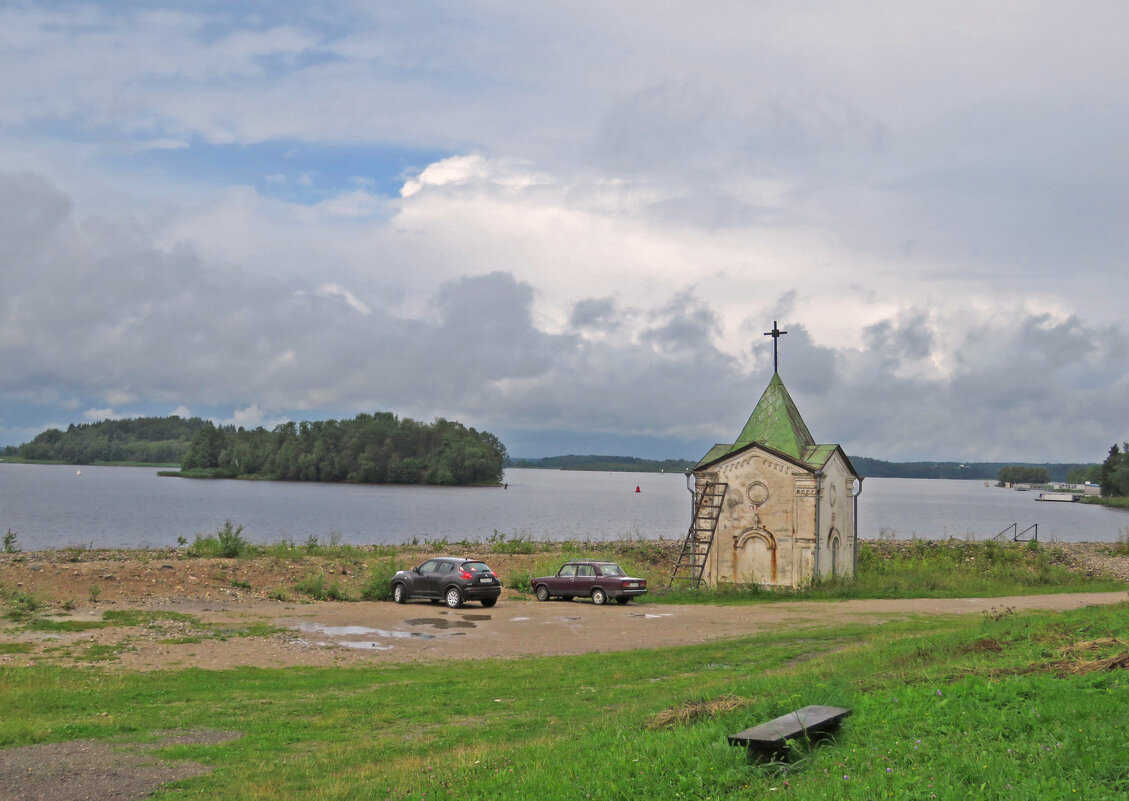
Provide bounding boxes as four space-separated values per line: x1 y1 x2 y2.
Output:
75 470 82 476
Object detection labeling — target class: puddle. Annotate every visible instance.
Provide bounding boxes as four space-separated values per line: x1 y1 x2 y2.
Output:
333 641 394 650
461 614 492 621
404 617 476 630
292 622 434 641
510 617 531 622
629 613 674 619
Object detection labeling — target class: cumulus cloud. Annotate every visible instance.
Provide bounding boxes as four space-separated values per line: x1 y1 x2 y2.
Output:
4 3 1129 463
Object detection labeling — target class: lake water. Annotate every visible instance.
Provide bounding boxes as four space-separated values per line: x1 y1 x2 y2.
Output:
1 464 1126 550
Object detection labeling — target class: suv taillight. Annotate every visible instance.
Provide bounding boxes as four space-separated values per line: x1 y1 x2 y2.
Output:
460 570 473 580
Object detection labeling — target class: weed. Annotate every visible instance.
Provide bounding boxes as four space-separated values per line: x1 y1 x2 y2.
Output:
1 586 42 621
488 529 539 554
230 579 252 590
216 520 250 557
87 585 101 603
2 529 19 553
73 643 122 662
293 572 352 601
187 520 253 558
982 606 1016 622
360 560 406 601
1107 529 1129 557
294 572 326 599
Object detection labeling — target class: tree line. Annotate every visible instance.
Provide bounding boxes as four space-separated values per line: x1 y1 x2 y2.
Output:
180 412 506 485
849 457 1095 482
996 465 1050 485
506 454 696 473
1100 444 1129 497
2 416 208 464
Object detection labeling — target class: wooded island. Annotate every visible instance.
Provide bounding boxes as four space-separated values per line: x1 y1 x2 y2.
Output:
3 413 507 486
178 413 506 485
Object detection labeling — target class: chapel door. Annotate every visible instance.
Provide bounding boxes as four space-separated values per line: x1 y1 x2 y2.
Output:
735 532 776 585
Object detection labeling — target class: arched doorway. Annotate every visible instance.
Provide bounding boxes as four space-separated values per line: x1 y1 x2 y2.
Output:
828 529 841 576
735 529 777 585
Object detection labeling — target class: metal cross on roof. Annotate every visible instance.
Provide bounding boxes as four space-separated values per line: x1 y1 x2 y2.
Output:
764 321 787 373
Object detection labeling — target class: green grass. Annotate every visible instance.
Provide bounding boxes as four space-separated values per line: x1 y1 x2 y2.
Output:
20 610 278 645
1080 496 1129 510
2 603 1128 798
651 539 1126 604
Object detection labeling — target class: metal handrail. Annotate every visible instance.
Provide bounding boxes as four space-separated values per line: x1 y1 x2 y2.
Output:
992 523 1037 542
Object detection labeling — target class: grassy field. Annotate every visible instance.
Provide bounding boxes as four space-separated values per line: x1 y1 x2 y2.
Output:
2 602 1128 799
3 538 1128 799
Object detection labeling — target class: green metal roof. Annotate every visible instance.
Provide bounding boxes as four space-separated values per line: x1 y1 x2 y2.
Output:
696 444 731 468
694 373 858 476
728 373 815 460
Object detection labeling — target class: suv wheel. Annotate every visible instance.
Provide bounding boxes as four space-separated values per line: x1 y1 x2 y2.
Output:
444 586 464 609
535 585 551 602
392 583 407 604
591 587 608 606
480 598 497 608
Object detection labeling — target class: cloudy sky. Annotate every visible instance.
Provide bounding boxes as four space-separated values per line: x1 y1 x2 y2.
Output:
2 1 1128 462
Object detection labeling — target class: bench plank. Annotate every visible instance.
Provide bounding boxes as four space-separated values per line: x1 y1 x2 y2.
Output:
728 705 851 760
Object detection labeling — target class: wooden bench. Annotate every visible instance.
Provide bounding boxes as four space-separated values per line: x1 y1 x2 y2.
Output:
728 705 851 762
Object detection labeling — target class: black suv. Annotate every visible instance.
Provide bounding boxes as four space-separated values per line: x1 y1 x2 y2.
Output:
391 557 501 608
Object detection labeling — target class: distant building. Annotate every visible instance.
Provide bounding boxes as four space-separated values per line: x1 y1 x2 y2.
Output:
673 337 860 589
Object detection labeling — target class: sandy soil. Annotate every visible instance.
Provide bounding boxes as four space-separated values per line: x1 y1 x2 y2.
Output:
0 541 1126 671
0 546 1125 670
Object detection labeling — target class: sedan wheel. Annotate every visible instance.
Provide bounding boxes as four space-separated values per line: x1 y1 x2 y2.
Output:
615 597 631 605
591 587 608 606
392 583 407 604
535 585 551 602
445 586 464 609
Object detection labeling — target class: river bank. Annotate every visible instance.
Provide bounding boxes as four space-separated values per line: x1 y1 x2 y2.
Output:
3 540 1129 609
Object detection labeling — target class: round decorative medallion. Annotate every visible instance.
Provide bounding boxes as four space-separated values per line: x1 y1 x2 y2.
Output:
746 481 769 505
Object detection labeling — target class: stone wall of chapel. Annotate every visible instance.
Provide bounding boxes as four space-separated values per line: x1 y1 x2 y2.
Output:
814 453 857 579
696 449 819 588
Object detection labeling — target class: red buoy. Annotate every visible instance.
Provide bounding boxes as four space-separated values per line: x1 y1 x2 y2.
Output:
635 486 641 493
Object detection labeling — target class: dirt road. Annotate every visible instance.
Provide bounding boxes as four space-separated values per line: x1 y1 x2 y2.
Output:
5 589 1123 672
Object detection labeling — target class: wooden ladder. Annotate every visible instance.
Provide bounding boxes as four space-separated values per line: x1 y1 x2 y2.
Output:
668 481 728 588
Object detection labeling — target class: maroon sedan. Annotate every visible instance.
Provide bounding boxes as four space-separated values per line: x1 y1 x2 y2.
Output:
532 561 647 605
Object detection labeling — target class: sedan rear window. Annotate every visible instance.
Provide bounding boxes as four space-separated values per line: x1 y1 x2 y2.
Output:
598 564 626 576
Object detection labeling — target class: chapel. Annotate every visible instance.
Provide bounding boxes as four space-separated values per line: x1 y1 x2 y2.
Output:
671 325 861 589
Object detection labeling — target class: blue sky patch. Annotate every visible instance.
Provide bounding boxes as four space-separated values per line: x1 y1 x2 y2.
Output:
118 139 452 203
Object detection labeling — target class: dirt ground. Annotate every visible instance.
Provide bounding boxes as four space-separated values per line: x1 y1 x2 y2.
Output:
1 542 1127 671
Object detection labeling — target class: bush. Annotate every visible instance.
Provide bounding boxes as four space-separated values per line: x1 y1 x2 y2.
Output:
361 560 406 601
187 520 252 558
217 520 250 557
294 572 353 601
1 585 42 621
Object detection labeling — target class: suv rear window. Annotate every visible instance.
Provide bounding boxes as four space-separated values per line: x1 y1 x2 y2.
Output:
462 561 490 572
